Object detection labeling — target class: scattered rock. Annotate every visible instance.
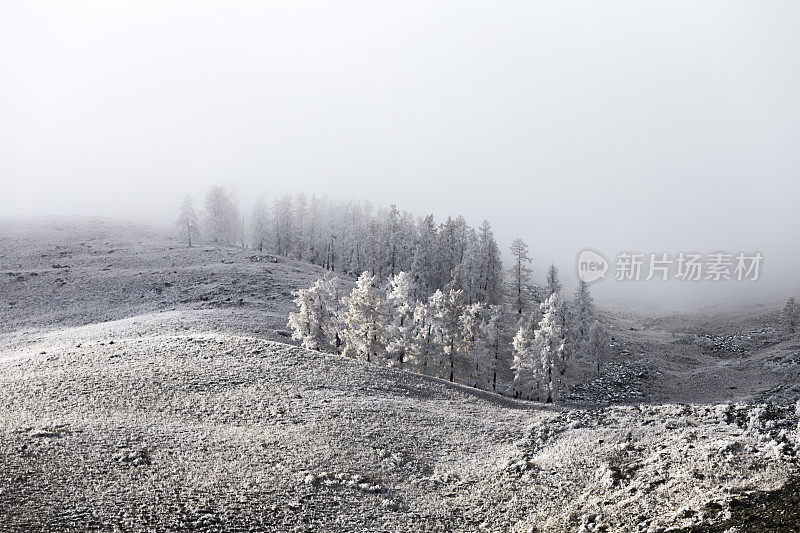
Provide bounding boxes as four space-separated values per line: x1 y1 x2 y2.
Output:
114 447 151 467
305 471 385 493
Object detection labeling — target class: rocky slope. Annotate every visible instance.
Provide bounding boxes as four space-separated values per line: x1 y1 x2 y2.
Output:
1 217 798 532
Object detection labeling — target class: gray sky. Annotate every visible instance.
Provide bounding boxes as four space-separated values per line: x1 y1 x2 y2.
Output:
2 2 798 311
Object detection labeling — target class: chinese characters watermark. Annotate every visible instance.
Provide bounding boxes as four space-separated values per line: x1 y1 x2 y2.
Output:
577 250 762 283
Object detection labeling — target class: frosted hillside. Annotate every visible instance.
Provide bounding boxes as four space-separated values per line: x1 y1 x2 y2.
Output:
1 218 799 532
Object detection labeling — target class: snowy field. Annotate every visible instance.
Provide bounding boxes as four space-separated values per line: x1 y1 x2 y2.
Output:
1 217 799 532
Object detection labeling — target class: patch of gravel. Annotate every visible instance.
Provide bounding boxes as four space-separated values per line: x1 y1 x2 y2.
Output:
564 360 652 405
691 326 785 356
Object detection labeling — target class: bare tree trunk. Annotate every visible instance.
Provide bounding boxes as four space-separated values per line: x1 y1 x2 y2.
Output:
449 341 454 382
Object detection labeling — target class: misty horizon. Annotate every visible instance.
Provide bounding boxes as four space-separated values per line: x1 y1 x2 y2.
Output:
3 2 798 312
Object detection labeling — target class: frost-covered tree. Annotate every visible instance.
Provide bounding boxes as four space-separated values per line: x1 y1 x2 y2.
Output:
476 221 503 305
429 288 466 382
385 271 418 368
398 211 418 276
572 280 595 355
383 204 401 275
546 264 562 296
459 303 490 388
340 272 388 362
545 264 570 352
407 298 439 374
273 195 294 257
586 320 611 372
250 196 272 252
535 293 568 403
511 308 541 400
292 193 309 260
411 215 439 296
202 185 240 245
305 195 323 264
322 216 337 272
436 217 457 289
287 278 339 352
451 228 480 303
481 305 503 391
176 195 201 247
783 297 799 334
509 238 532 316
340 200 367 275
364 219 382 276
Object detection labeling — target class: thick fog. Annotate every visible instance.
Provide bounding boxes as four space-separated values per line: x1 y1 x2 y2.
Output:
2 2 798 312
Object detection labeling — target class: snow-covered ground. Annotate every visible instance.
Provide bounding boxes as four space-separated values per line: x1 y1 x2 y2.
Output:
1 217 798 532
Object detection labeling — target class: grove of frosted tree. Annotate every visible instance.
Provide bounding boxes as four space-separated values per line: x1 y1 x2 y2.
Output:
510 293 569 402
185 188 504 304
288 270 526 396
287 262 609 402
183 187 616 401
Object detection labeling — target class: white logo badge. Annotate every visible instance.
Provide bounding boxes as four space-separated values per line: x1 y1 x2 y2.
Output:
577 249 608 283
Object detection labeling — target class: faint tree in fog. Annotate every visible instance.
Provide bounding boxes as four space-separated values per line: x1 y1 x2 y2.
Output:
176 195 201 247
508 238 532 316
272 195 294 256
571 280 595 357
476 221 504 305
586 320 611 372
546 264 571 359
202 185 240 245
250 196 272 252
264 194 502 304
546 264 562 296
